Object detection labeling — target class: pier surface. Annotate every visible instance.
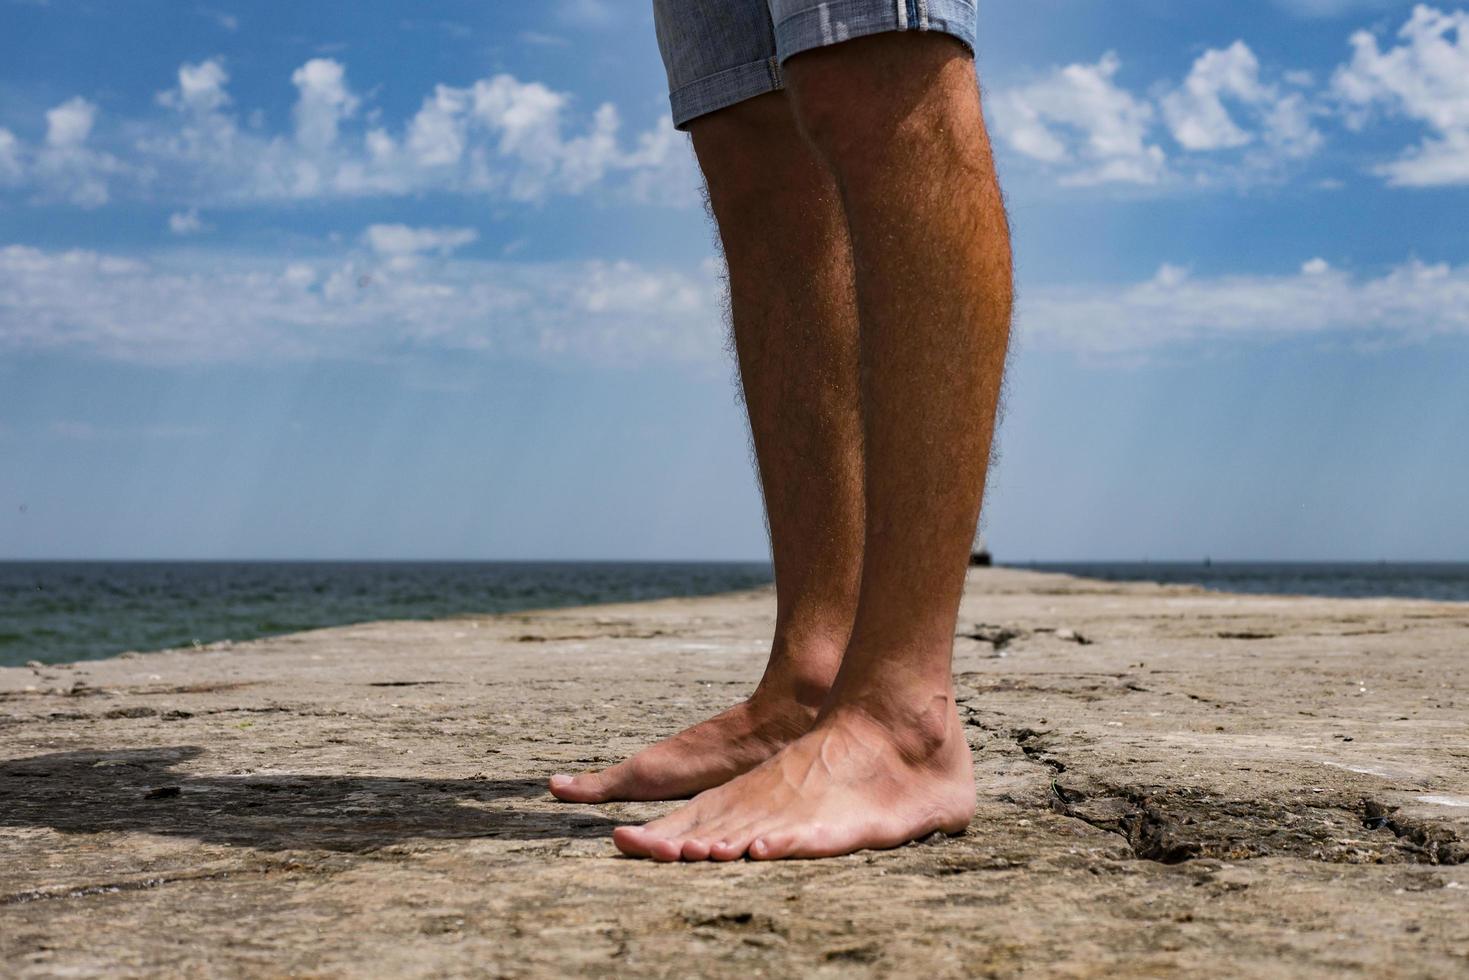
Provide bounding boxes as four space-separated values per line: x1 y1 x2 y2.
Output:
2 568 1466 977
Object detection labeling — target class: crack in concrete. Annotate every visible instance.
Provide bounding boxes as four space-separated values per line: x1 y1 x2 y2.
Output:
964 711 1466 867
1363 799 1469 866
962 624 1027 652
0 864 315 907
1047 780 1200 864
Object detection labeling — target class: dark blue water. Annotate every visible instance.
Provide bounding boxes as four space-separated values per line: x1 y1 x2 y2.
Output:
1022 562 1469 603
0 561 774 666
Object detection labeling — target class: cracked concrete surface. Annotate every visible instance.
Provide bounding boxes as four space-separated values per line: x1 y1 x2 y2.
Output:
1 568 1466 977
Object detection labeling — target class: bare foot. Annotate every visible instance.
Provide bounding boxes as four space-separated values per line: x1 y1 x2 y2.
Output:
548 668 830 803
610 695 975 861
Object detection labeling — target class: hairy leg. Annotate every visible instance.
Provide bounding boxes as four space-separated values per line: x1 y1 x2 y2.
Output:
550 93 864 804
615 32 1013 859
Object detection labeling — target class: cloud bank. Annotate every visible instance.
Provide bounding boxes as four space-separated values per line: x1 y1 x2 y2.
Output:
1332 4 1469 186
0 57 695 208
3 237 1465 366
0 238 723 366
1019 257 1469 354
0 7 1462 205
990 5 1464 188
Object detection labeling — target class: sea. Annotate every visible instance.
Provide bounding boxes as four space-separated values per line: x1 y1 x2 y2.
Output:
1028 561 1469 603
0 561 774 667
2 560 1466 668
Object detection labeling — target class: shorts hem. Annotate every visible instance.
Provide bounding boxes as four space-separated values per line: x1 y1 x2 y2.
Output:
773 0 977 65
668 57 783 131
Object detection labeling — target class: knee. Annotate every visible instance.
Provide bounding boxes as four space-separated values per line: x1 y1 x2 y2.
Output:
785 32 980 170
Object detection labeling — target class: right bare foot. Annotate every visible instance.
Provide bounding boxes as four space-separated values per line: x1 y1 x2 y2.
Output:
548 667 830 803
612 692 976 861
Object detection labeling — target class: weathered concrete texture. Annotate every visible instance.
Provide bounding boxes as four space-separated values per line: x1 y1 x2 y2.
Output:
1 568 1466 978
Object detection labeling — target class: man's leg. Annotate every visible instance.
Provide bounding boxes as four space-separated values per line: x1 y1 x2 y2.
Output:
614 32 1012 860
550 92 865 803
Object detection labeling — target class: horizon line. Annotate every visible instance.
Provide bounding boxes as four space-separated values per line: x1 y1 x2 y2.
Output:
2 557 1465 566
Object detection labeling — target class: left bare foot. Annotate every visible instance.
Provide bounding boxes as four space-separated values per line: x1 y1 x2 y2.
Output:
611 694 975 861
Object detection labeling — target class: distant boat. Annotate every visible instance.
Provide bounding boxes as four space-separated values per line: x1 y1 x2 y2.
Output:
969 533 992 567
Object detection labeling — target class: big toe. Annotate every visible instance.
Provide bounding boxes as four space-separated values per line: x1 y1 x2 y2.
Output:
613 824 687 862
548 771 610 803
612 824 656 857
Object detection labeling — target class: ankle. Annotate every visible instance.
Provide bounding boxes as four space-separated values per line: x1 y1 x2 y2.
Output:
751 633 845 713
828 687 963 763
751 662 834 715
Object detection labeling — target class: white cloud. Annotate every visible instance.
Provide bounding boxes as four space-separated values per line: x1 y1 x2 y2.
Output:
405 84 470 166
28 96 124 207
45 96 96 148
1163 44 1260 151
353 71 690 202
167 208 207 234
14 57 696 207
1161 41 1323 159
989 5 1469 191
991 53 1167 185
16 11 1457 204
1333 4 1469 186
623 116 698 204
0 242 725 366
6 240 1463 368
364 223 478 268
291 58 359 153
1259 90 1324 159
157 58 231 114
1020 257 1469 354
992 41 1327 187
363 224 478 258
0 129 22 184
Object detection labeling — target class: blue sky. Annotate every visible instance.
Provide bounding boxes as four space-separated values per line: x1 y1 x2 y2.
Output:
1 0 1466 561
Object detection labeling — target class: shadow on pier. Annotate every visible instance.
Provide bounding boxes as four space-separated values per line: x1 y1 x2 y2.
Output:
0 746 616 853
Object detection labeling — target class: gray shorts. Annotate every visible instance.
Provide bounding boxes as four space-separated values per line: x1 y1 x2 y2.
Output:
652 0 979 130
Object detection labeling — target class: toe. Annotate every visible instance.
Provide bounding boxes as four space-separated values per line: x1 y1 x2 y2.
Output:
699 816 760 860
624 801 709 862
649 837 684 862
680 838 712 861
612 825 657 858
749 832 797 861
709 832 757 861
548 771 609 803
616 821 709 862
708 840 738 861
